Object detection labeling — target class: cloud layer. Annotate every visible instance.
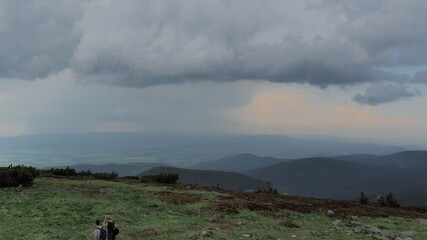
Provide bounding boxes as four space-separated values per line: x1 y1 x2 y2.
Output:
1 0 427 105
1 1 426 83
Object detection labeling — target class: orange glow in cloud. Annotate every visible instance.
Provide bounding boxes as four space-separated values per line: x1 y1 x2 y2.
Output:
228 89 421 130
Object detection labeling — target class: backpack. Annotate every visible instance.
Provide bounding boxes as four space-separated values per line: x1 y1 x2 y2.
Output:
113 227 120 236
108 221 120 236
99 227 107 240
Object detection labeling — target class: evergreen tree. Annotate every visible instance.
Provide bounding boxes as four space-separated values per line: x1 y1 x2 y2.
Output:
377 196 386 206
385 192 400 208
359 192 369 205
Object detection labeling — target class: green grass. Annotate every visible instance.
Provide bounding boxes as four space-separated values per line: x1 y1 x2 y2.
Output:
0 178 426 239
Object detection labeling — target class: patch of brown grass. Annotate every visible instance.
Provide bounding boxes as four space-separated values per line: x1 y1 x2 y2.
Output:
279 220 300 228
127 228 159 237
154 191 203 205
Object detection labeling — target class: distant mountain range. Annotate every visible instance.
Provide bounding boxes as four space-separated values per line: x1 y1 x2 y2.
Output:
192 153 287 172
177 151 427 206
244 151 427 206
139 166 268 192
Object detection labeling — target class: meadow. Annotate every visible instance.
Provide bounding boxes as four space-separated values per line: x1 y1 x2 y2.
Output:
1 178 426 239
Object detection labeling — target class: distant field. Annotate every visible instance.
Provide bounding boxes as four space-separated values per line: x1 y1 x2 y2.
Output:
1 178 426 239
0 132 405 168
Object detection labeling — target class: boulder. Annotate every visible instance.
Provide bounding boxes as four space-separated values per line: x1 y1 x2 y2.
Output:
414 218 427 225
381 230 396 239
401 231 417 237
332 219 342 226
357 225 382 235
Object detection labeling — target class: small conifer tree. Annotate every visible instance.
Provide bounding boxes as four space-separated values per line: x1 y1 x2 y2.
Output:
377 196 387 206
359 192 369 205
385 192 400 208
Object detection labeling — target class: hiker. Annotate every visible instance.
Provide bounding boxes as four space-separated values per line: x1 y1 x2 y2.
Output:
103 215 119 240
92 220 106 240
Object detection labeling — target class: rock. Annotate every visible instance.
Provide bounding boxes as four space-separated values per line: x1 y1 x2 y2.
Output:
311 231 321 236
237 221 244 225
332 219 342 226
290 235 297 238
396 238 414 240
357 225 382 234
348 220 362 226
414 218 427 225
374 236 388 240
344 230 353 234
401 231 417 237
200 230 213 237
381 230 397 239
351 216 359 221
334 226 342 231
327 210 335 215
242 233 251 238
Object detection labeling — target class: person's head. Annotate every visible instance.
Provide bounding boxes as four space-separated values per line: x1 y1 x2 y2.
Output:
95 220 101 226
105 215 112 221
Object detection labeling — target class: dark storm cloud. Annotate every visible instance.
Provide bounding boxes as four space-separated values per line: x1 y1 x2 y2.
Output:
353 84 421 106
0 0 83 79
412 70 427 84
1 0 427 98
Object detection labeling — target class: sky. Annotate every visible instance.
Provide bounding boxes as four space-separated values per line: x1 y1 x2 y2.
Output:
0 0 427 147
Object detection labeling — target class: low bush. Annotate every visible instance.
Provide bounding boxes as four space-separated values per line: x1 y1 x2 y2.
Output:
42 167 118 181
256 181 279 194
122 176 139 180
0 166 34 187
42 166 77 177
77 169 93 176
140 173 179 184
93 171 118 181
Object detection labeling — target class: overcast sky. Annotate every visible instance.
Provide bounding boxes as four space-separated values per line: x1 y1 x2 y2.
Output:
0 0 427 147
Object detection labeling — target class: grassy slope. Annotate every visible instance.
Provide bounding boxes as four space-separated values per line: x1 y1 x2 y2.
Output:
0 178 426 240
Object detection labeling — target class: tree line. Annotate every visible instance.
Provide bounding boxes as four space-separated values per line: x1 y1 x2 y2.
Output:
0 165 120 187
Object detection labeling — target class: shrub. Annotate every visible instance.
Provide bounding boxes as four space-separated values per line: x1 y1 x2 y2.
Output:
77 169 93 176
42 167 118 181
140 173 179 184
0 167 34 187
256 181 279 194
122 176 139 180
42 166 77 177
93 171 118 181
11 165 40 178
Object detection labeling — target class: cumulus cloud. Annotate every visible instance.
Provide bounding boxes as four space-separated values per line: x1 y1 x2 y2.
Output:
353 84 421 106
1 0 427 92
